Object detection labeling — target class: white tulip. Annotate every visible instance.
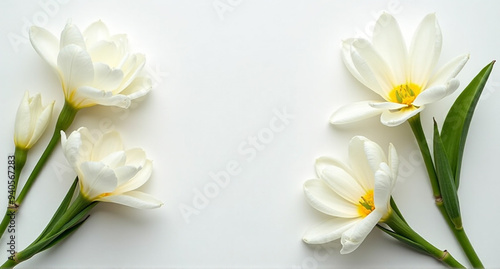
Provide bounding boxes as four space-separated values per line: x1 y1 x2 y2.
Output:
61 127 162 209
14 92 54 150
29 20 151 109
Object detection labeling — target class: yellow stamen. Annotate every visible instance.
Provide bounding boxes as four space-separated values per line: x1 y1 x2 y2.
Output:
389 83 421 105
357 190 375 217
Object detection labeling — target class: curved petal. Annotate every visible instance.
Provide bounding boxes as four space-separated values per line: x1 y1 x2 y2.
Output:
348 136 374 192
118 76 152 100
114 165 140 186
14 92 32 147
29 99 54 148
369 101 407 110
340 210 383 254
303 217 360 244
351 38 395 98
99 151 126 168
372 12 407 85
409 13 442 88
373 165 393 212
380 106 424 127
116 54 146 93
315 157 352 180
91 63 124 91
87 40 122 67
412 85 447 106
315 160 365 204
330 101 383 125
91 131 124 161
61 130 84 169
60 22 86 50
363 140 387 174
387 143 399 182
427 54 469 87
29 26 59 69
124 148 147 167
83 20 110 46
117 160 153 193
341 39 379 92
304 179 359 218
79 161 117 199
97 190 162 209
57 45 94 98
73 86 131 108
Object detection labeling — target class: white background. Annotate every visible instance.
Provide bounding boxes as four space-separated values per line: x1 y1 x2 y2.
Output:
1 0 500 268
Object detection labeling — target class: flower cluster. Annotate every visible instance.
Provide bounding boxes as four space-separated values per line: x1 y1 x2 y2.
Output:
1 21 161 268
303 12 490 268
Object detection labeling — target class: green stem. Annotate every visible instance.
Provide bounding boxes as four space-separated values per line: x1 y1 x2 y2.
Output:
384 212 465 268
436 203 484 268
407 114 441 198
1 192 94 268
408 114 483 268
0 102 78 240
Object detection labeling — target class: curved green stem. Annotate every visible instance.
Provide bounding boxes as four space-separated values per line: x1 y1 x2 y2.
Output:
408 114 483 268
407 114 440 198
0 102 78 240
384 212 465 268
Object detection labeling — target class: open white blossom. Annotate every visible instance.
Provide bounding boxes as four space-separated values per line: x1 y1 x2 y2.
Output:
61 127 162 209
303 136 398 254
29 20 151 109
14 92 54 150
330 13 469 126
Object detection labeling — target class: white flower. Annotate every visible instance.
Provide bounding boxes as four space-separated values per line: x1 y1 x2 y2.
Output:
330 13 469 127
303 136 398 254
29 20 151 109
14 92 54 150
61 127 162 209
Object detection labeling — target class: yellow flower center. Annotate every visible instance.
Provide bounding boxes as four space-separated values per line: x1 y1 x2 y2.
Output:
389 83 421 105
357 190 375 217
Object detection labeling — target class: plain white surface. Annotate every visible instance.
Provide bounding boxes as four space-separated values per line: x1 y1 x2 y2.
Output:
1 0 500 268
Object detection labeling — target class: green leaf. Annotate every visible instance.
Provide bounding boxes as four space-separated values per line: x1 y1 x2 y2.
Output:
30 178 79 246
377 224 427 253
38 215 90 253
433 120 462 229
389 197 408 225
441 61 495 188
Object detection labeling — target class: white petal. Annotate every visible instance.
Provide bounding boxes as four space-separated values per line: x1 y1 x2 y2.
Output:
342 39 376 91
14 92 32 147
79 161 117 199
57 45 94 98
363 140 387 174
117 160 153 193
340 210 383 254
369 101 407 110
29 99 54 148
88 40 122 68
98 191 162 209
91 63 124 91
380 106 424 127
428 54 469 87
303 179 359 218
114 165 140 186
348 136 374 192
116 54 146 93
83 20 110 46
351 39 395 97
315 159 365 204
118 76 152 100
61 130 84 169
330 101 383 125
60 22 86 50
73 86 131 108
303 217 360 244
29 26 59 69
91 131 124 161
412 85 447 106
409 13 442 88
372 12 407 85
373 165 393 211
99 151 126 168
388 143 399 182
124 148 147 167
